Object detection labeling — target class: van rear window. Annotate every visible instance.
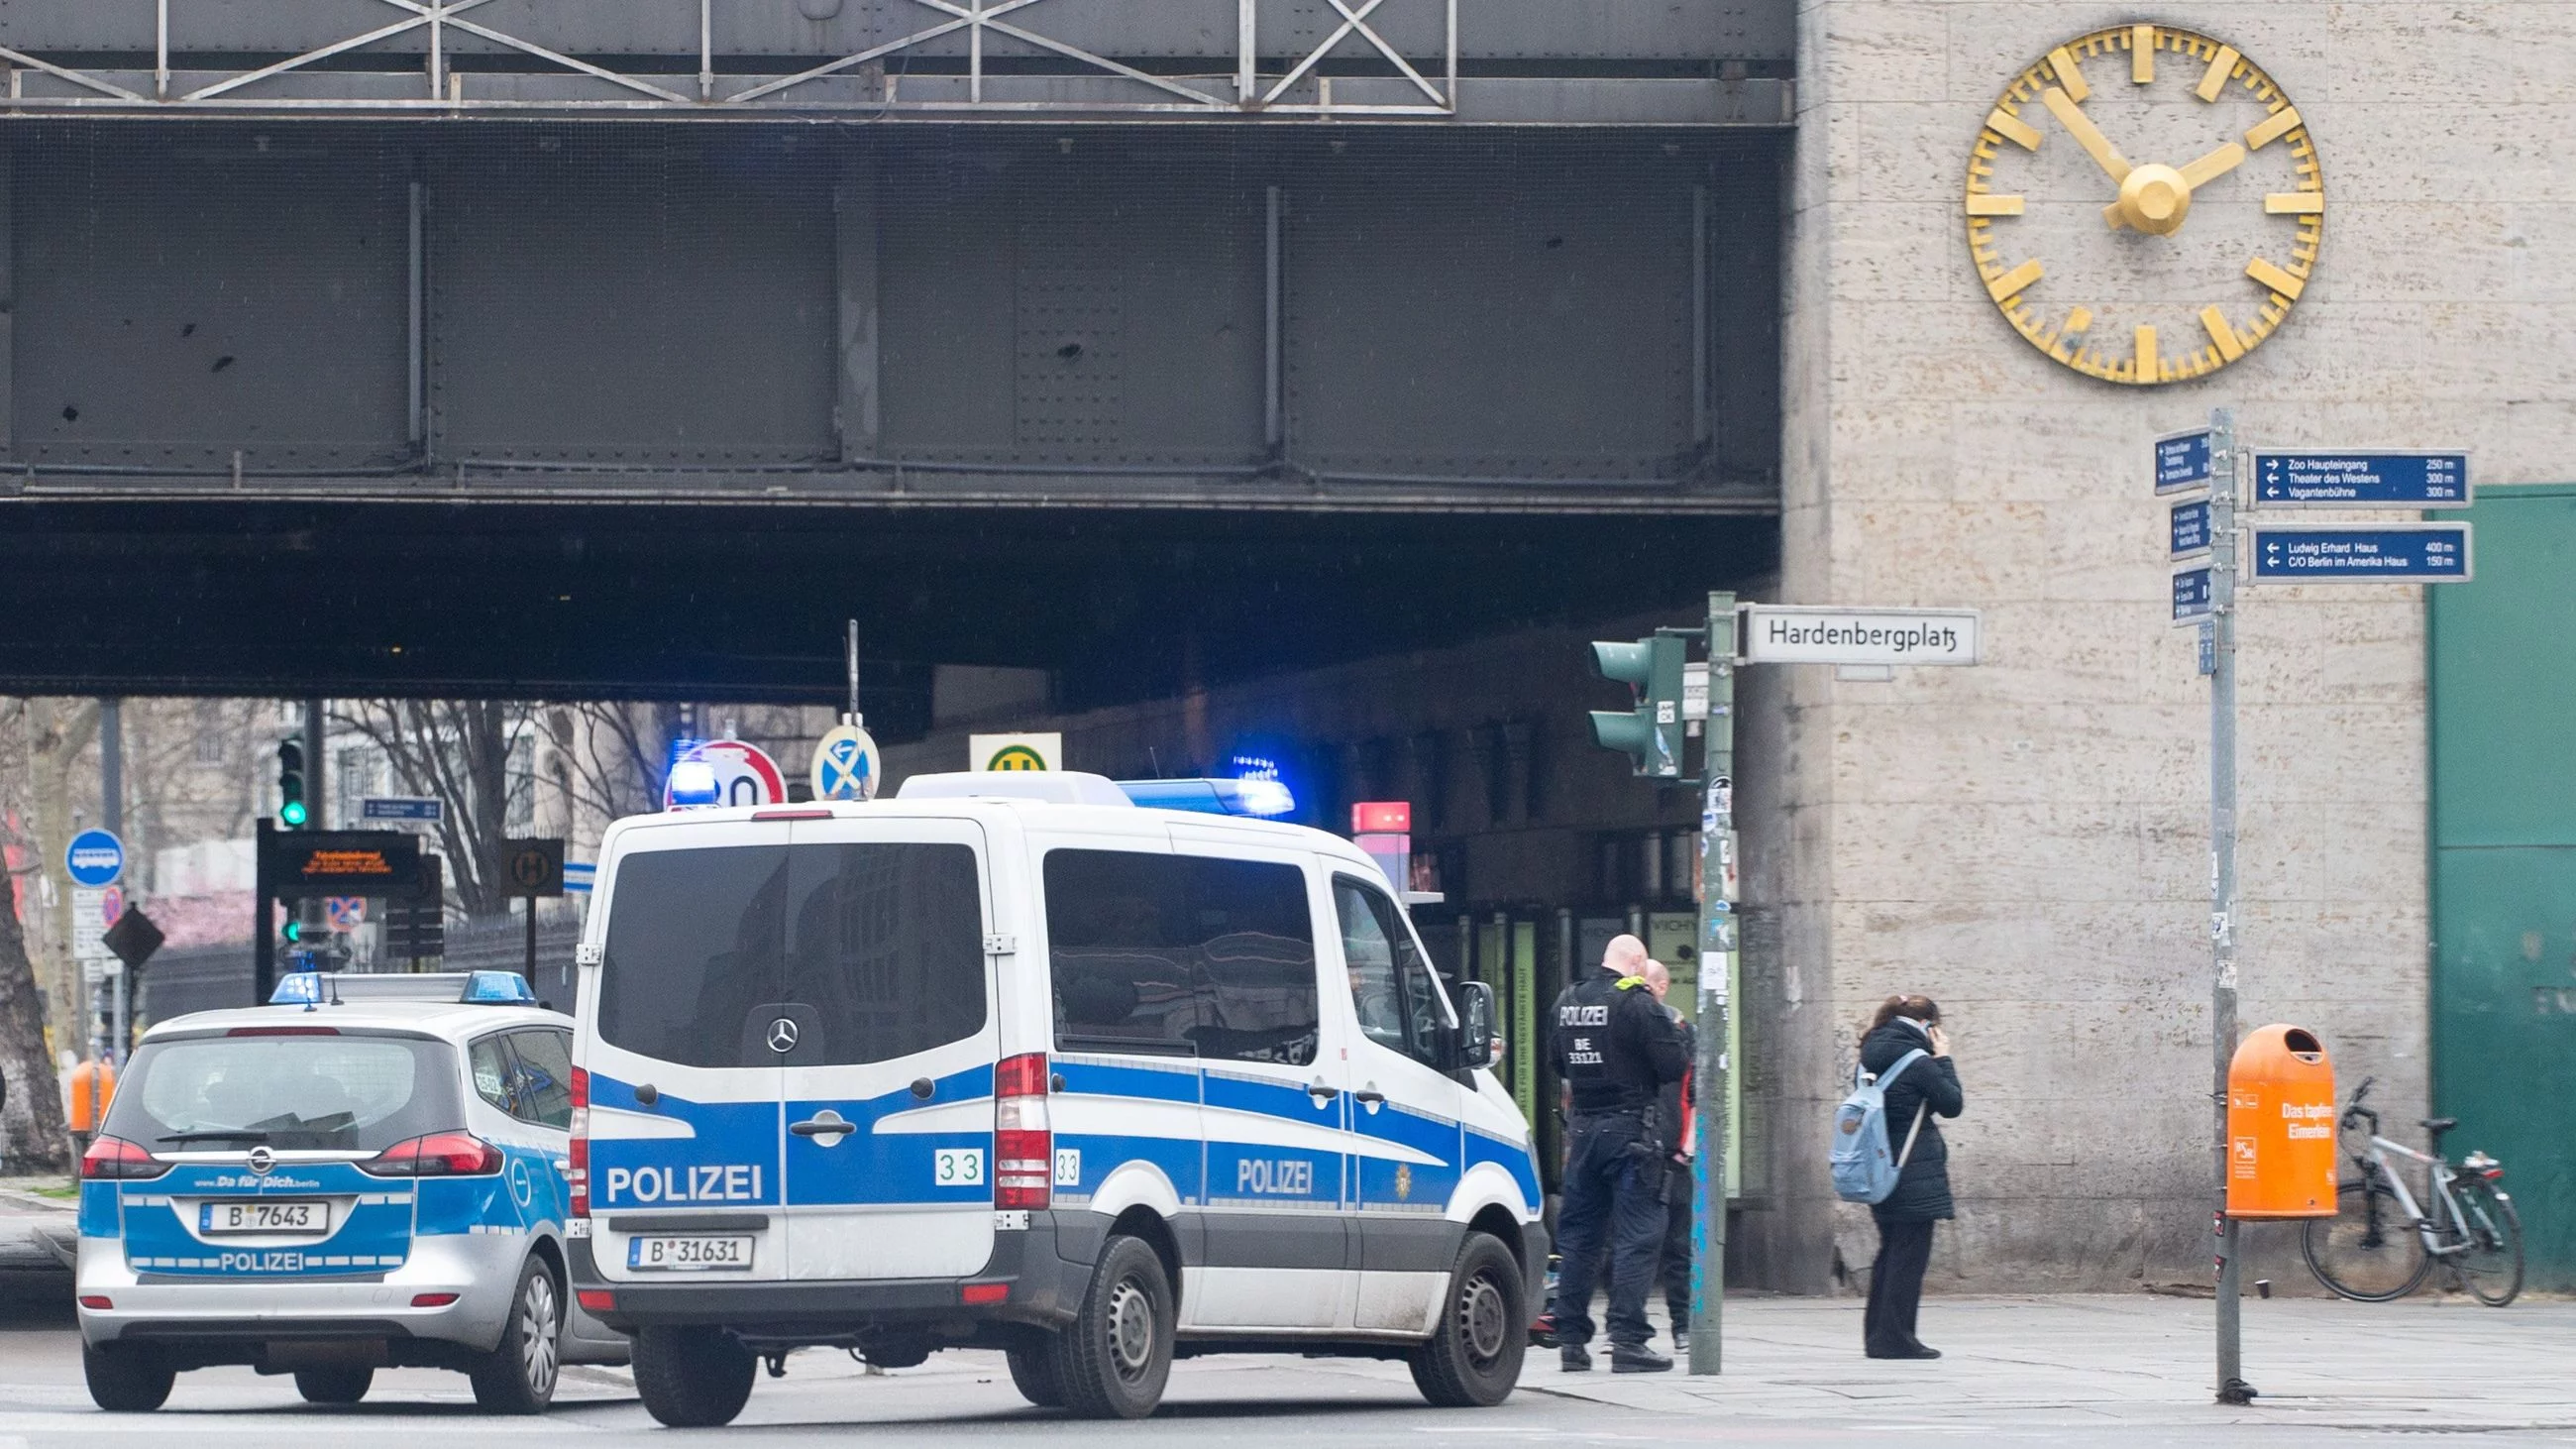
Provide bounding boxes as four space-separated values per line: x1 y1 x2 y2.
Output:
1044 850 1318 1065
598 842 986 1069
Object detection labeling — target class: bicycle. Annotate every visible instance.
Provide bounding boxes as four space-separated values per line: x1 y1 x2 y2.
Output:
2301 1075 2522 1306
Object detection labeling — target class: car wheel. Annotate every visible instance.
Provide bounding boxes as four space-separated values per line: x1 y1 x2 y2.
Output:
1006 1336 1067 1408
83 1343 175 1412
1409 1233 1526 1407
294 1366 375 1404
632 1325 756 1428
1047 1233 1174 1420
468 1257 563 1414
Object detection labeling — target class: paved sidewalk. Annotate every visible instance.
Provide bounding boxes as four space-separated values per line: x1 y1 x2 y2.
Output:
1521 1292 2576 1433
0 1178 75 1302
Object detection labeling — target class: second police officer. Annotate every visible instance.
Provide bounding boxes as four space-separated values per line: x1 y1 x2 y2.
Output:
1545 933 1688 1372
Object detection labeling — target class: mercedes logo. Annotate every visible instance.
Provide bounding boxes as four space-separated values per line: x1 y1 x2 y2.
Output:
246 1146 275 1175
767 1018 801 1055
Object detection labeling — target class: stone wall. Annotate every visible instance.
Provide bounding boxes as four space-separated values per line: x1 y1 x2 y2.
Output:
1770 0 2576 1289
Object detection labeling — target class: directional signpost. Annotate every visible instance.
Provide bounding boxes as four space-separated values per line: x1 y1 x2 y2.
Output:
2251 450 2469 508
2248 523 2472 583
2153 411 2474 1407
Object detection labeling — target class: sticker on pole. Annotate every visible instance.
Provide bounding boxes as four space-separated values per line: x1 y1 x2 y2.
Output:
665 739 790 811
65 829 125 888
811 724 882 802
1738 607 1981 667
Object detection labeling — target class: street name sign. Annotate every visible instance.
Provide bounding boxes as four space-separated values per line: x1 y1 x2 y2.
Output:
1738 607 1981 666
2156 428 2215 495
2172 567 2213 623
362 796 444 823
2170 498 2213 560
2247 523 2472 583
2251 450 2470 508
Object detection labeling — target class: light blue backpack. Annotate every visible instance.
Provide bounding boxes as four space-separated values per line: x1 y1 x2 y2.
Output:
1829 1049 1930 1204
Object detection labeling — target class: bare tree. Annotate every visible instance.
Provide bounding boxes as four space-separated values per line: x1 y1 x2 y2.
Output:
334 702 534 921
553 702 682 831
0 701 74 1172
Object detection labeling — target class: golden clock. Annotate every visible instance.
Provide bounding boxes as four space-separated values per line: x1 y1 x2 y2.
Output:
1967 26 2323 385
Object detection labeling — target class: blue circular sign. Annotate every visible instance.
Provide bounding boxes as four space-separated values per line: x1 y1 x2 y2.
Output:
65 829 125 888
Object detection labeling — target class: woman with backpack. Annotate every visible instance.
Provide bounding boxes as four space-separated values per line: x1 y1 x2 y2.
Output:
1859 993 1962 1359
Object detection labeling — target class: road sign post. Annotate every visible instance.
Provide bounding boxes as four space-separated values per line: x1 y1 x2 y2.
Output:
1688 592 1737 1377
2204 409 2249 1405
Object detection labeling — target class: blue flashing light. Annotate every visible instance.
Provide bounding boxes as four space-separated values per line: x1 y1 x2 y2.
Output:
269 971 325 1007
667 758 720 809
463 971 539 1005
1114 777 1298 819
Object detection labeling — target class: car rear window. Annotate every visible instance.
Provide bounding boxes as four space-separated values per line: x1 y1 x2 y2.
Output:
103 1033 460 1154
597 841 988 1069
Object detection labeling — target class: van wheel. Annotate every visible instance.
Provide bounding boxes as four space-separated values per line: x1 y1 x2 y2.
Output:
294 1367 374 1404
1048 1234 1173 1419
633 1325 756 1428
1410 1233 1526 1407
1006 1338 1067 1408
83 1343 174 1412
469 1257 562 1413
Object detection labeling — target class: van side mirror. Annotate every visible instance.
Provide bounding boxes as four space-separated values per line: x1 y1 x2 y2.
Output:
1455 980 1500 1072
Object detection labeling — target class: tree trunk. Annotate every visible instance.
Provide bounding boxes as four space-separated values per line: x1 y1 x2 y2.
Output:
0 853 74 1173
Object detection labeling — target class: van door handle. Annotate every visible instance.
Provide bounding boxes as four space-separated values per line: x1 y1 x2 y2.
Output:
1354 1086 1387 1106
791 1118 858 1138
1305 1080 1339 1103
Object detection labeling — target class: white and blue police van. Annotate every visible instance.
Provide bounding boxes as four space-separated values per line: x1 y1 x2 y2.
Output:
569 771 1546 1424
75 970 629 1413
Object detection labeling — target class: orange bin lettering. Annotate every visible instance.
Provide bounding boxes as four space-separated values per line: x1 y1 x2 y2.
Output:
2224 1025 2337 1219
67 1059 118 1134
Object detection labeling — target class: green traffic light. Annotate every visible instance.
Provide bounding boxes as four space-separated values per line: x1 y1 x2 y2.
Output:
282 920 303 944
279 800 308 828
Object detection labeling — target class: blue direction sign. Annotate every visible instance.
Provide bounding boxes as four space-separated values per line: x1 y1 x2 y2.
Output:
65 829 125 888
2169 498 2212 560
362 796 444 823
2248 523 2472 583
2172 567 2213 623
2156 429 2214 495
2251 450 2470 508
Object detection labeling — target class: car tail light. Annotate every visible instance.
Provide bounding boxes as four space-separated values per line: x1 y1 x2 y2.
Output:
363 1132 504 1177
569 1065 590 1217
577 1289 616 1313
411 1292 461 1308
79 1295 114 1310
994 1052 1051 1210
80 1136 169 1181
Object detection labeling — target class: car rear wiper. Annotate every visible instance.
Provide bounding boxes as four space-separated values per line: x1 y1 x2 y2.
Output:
157 1130 272 1144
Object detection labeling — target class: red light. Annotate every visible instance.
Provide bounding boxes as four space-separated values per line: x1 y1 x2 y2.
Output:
363 1132 504 1177
1351 801 1411 835
81 1136 168 1181
960 1282 1010 1305
79 1295 113 1310
226 1026 341 1036
568 1066 590 1218
994 1053 1051 1210
577 1289 616 1313
752 809 833 821
411 1292 461 1308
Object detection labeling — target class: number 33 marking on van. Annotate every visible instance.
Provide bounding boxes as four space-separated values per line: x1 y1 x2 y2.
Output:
934 1149 985 1186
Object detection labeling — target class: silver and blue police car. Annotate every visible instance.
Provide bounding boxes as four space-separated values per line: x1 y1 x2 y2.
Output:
74 970 628 1413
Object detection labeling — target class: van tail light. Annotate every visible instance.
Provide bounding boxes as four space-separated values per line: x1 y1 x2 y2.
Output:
81 1135 169 1181
569 1066 590 1217
994 1053 1051 1210
363 1132 504 1177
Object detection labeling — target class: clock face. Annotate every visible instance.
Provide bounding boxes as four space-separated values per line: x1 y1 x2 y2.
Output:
1967 26 2323 385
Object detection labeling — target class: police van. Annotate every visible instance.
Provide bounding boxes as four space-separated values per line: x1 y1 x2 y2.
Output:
75 971 629 1412
569 772 1545 1424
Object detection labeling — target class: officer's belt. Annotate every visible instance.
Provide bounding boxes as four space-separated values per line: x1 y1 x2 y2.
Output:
1567 1104 1648 1121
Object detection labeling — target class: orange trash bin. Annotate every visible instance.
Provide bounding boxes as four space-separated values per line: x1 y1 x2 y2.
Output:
2225 1025 2338 1219
67 1059 118 1134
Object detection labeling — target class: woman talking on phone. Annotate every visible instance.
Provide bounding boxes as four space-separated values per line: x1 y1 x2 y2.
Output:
1859 993 1962 1360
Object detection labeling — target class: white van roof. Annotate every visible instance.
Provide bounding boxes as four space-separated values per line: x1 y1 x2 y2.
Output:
895 771 1136 807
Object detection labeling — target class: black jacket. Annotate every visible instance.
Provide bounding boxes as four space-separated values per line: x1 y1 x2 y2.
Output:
1548 970 1687 1115
1858 1019 1963 1222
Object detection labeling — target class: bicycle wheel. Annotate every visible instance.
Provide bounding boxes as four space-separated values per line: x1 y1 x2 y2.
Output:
2304 1177 2430 1301
2450 1181 2523 1307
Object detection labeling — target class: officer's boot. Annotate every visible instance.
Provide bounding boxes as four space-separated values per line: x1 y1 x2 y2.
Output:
1610 1342 1673 1374
1559 1344 1592 1372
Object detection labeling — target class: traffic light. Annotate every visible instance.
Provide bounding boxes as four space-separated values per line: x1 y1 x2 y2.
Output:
276 735 308 828
1588 634 1688 779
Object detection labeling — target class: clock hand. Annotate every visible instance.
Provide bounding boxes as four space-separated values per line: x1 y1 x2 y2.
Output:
2040 87 2131 183
2178 141 2247 190
2103 140 2252 231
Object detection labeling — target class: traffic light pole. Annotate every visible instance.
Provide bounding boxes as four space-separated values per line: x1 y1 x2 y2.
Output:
101 697 127 1067
1688 592 1736 1375
253 817 276 1006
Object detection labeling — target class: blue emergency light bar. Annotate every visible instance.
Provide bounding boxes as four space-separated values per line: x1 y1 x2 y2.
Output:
1115 777 1297 818
269 970 540 1007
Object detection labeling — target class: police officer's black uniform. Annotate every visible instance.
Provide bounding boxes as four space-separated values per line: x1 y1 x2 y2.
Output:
1546 963 1686 1371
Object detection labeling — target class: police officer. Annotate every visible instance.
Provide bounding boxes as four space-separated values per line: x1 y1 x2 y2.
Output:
1546 934 1686 1373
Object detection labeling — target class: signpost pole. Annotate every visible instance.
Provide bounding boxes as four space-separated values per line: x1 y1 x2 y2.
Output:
1687 590 1736 1375
101 698 126 1065
846 618 862 724
2208 407 2249 1403
254 817 275 1006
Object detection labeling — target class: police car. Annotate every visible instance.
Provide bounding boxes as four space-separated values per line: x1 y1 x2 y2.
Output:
570 772 1546 1425
75 970 628 1413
